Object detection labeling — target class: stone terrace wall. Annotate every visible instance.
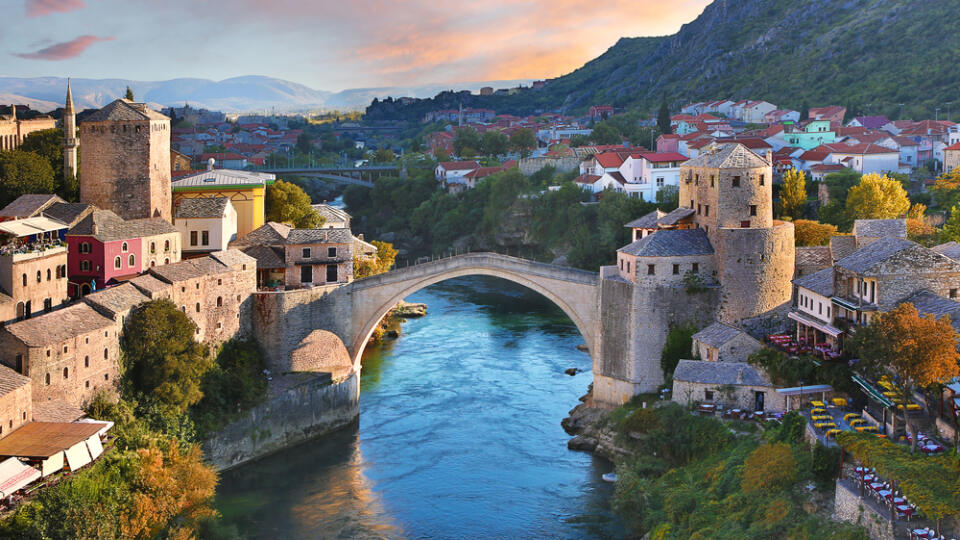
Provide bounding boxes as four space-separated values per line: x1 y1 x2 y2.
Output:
518 156 580 176
202 371 359 471
833 479 894 540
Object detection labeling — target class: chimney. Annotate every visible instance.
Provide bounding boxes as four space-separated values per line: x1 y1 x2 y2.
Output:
736 369 744 384
207 157 215 171
765 150 773 165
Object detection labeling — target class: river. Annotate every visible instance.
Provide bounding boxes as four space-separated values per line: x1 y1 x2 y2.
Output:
215 276 626 539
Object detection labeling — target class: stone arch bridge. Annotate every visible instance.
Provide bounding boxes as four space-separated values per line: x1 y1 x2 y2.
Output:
252 253 600 375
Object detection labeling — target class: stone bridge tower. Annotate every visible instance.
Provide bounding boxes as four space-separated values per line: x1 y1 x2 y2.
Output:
79 99 172 221
63 79 78 182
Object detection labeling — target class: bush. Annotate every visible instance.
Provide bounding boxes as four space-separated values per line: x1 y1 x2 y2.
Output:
812 442 841 483
741 443 797 494
621 407 661 434
661 322 698 378
191 338 269 437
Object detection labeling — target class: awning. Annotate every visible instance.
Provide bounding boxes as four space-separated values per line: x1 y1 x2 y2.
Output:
0 458 40 497
776 384 833 396
832 297 859 312
40 452 63 477
64 442 91 471
852 374 894 408
85 435 103 461
788 311 843 338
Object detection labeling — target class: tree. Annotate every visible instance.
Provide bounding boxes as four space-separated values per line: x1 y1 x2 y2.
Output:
741 443 797 494
660 322 698 379
657 97 672 135
569 133 590 147
353 240 398 279
453 127 481 157
480 130 508 157
265 179 324 228
822 169 861 204
849 303 960 452
372 147 395 163
793 219 837 246
845 172 910 220
780 168 807 219
124 86 134 100
590 123 621 145
931 167 960 209
0 149 55 207
121 300 214 412
19 128 78 200
817 200 853 231
655 185 679 209
295 132 315 154
941 203 960 244
509 128 537 158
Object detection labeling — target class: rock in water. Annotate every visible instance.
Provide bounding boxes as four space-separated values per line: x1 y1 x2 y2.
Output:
575 344 589 352
393 301 427 318
564 367 581 376
567 435 598 451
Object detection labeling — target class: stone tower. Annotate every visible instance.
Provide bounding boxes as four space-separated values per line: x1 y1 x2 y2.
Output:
679 143 794 323
63 79 78 182
79 99 171 221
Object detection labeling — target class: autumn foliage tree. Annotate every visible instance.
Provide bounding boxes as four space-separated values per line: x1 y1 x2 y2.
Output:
741 443 797 493
845 172 911 220
849 303 960 451
793 219 837 246
779 168 807 219
353 240 398 279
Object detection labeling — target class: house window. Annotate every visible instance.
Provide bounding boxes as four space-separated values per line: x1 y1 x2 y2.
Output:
695 174 700 185
164 240 170 252
619 259 623 270
647 264 655 275
63 367 69 379
705 390 714 401
301 265 313 283
326 264 339 282
697 204 702 215
46 269 51 281
656 177 664 187
114 256 121 269
121 242 128 252
750 205 757 216
692 263 699 273
21 273 26 287
705 205 710 217
45 373 50 386
759 174 765 186
84 356 89 368
129 254 135 267
672 264 680 275
201 231 209 246
216 296 223 307
626 261 631 274
710 175 715 187
328 247 337 258
36 271 41 283
104 348 108 359
302 248 312 258
740 220 750 228
195 303 201 312
79 242 90 254
951 289 958 299
190 231 198 246
732 176 741 187
150 242 156 254
690 199 694 209
44 298 52 312
14 354 22 374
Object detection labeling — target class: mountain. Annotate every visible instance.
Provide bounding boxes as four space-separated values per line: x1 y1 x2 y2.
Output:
0 76 533 113
368 0 960 120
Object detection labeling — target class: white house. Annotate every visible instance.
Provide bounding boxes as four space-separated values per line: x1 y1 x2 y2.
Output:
743 101 777 124
435 160 480 183
174 197 238 255
824 143 900 175
622 152 686 202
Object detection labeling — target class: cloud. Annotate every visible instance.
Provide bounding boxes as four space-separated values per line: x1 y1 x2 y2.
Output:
25 0 86 17
14 35 113 60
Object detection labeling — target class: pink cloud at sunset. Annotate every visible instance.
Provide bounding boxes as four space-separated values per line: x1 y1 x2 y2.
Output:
25 0 86 17
15 35 114 60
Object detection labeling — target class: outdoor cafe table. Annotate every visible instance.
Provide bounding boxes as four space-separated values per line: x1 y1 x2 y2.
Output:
897 504 914 520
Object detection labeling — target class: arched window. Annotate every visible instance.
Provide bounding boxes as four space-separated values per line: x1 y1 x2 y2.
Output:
216 296 222 307
55 266 61 279
121 242 128 252
36 270 41 283
195 303 200 312
164 258 170 264
150 260 156 267
114 256 121 269
164 240 170 252
150 242 156 254
21 273 26 286
81 260 92 271
128 254 135 267
63 367 68 379
47 268 52 280
103 348 108 359
104 373 109 381
84 356 89 368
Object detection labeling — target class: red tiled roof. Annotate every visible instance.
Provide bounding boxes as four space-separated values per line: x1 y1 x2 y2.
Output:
827 143 899 155
438 160 480 170
464 166 503 179
639 152 687 163
607 172 626 185
945 142 960 151
810 164 847 172
574 174 602 185
595 151 626 168
716 137 772 150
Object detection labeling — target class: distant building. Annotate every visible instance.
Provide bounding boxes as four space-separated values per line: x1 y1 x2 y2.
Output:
174 197 238 256
479 87 493 96
170 169 274 238
588 105 614 121
311 204 351 229
0 104 56 153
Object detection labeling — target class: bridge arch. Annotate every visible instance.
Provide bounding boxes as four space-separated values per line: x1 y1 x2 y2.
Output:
346 254 600 369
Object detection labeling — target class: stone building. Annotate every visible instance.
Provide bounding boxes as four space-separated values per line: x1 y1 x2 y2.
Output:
672 359 785 411
691 321 762 363
0 104 56 152
312 204 351 229
0 366 32 438
171 169 274 238
79 99 172 221
173 197 238 256
595 143 795 405
146 250 256 344
0 216 70 324
0 302 120 407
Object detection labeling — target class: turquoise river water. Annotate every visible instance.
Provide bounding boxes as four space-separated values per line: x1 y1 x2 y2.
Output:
215 276 627 539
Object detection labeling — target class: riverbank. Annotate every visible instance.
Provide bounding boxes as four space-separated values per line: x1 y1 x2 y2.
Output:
369 300 427 341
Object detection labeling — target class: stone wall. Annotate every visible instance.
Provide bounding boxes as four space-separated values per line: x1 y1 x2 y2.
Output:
833 479 894 540
717 221 795 323
0 366 31 437
672 379 785 411
518 156 580 176
0 248 69 324
202 371 360 471
594 267 721 405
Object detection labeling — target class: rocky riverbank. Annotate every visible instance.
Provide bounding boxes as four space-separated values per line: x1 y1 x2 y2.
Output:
561 391 632 463
370 301 428 341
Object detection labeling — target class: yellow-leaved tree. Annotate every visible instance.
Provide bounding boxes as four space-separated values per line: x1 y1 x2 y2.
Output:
845 172 910 220
779 168 807 219
849 303 960 452
793 219 837 246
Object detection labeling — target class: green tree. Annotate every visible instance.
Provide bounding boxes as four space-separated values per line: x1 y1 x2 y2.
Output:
779 168 807 219
817 200 853 231
509 128 537 158
656 185 679 209
0 149 55 207
453 127 481 157
265 179 324 228
657 97 672 135
124 86 134 100
372 147 395 163
590 123 621 145
846 172 910 220
660 322 698 379
940 204 960 244
121 300 214 412
569 133 590 147
822 169 861 204
480 130 509 157
19 128 78 201
295 132 315 154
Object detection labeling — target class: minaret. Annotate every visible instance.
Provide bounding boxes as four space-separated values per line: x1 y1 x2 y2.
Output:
63 78 78 181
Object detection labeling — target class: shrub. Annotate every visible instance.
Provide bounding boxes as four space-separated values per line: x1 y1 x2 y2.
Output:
661 322 698 378
812 442 841 483
741 443 797 494
621 407 661 434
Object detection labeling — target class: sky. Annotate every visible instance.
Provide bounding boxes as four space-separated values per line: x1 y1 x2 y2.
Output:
4 0 711 91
